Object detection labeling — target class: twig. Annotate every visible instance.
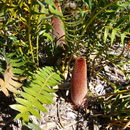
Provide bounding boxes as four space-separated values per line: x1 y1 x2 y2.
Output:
56 99 64 128
123 121 130 129
53 82 70 90
96 89 130 98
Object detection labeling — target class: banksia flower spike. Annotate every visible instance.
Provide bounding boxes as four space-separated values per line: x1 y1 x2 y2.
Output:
71 57 88 108
51 0 66 46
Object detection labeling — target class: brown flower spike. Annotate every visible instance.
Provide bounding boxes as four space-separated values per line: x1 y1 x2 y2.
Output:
51 0 65 46
71 57 88 107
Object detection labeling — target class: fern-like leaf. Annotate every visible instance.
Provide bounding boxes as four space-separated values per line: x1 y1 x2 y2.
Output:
63 13 85 48
6 53 28 76
0 52 28 96
0 64 25 96
103 26 129 44
10 66 62 122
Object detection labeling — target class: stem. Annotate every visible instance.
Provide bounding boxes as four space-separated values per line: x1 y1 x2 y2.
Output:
96 89 130 98
28 26 34 62
36 35 39 65
28 1 34 62
105 26 130 36
97 73 116 89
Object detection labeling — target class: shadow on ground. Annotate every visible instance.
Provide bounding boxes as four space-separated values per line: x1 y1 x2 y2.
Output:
0 92 18 130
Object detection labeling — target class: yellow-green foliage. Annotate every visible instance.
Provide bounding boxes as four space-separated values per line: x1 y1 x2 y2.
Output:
10 67 62 122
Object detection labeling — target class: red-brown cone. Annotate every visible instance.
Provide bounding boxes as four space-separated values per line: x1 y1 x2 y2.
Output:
71 57 88 107
51 0 65 46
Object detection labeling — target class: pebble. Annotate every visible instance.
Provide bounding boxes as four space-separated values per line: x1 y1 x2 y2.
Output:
66 111 77 119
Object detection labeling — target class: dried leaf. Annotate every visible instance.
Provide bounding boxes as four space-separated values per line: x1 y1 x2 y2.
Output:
0 64 25 96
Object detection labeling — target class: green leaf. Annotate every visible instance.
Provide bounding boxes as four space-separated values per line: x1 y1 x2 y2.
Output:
111 29 116 45
104 27 109 43
10 67 62 124
37 0 49 14
16 112 29 122
12 68 25 74
45 0 54 5
20 17 26 22
28 107 41 118
20 92 48 112
23 87 54 104
43 33 53 41
10 104 28 113
30 82 56 93
38 30 45 36
26 122 42 130
120 33 126 44
15 98 33 107
117 2 130 8
49 5 62 16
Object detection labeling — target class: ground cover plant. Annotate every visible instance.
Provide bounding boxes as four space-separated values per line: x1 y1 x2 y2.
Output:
0 0 130 129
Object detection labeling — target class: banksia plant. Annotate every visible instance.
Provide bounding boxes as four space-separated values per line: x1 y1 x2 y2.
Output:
51 0 66 46
71 57 88 108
